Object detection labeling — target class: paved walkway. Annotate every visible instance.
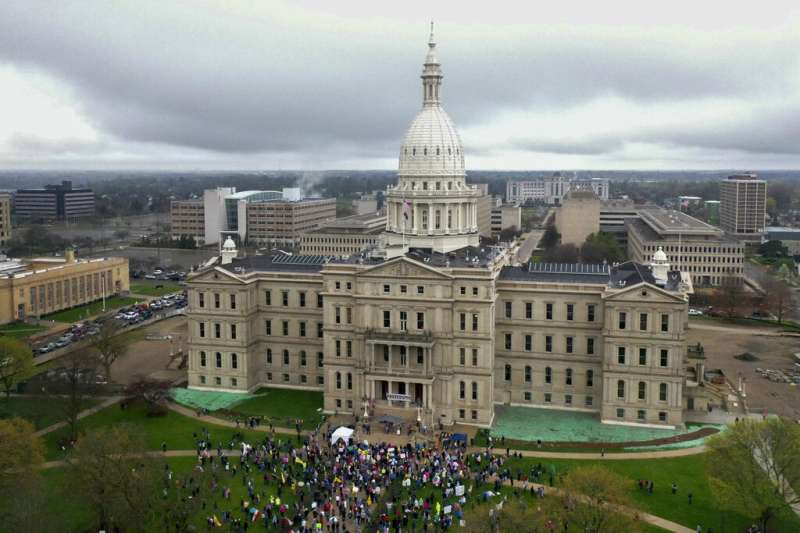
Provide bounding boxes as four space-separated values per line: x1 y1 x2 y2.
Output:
167 401 312 437
689 322 784 336
470 444 707 460
33 396 123 437
497 477 695 533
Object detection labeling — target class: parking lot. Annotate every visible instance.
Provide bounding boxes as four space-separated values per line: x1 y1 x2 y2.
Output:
109 315 188 385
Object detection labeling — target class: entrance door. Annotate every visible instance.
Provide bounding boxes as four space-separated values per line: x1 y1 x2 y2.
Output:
380 381 388 401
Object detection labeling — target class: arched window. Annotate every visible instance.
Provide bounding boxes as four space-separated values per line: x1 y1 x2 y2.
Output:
459 381 465 399
335 372 341 389
638 381 646 400
659 383 668 401
617 380 625 399
565 368 573 385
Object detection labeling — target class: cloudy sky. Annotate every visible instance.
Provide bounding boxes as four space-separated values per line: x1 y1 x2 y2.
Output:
1 0 800 170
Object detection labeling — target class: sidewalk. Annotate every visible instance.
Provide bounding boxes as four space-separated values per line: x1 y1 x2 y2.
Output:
166 401 312 437
468 445 706 460
33 396 123 437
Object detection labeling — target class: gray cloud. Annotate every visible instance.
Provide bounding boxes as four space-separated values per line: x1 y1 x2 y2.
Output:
0 2 799 167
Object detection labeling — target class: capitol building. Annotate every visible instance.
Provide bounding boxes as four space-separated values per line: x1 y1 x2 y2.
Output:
185 29 696 429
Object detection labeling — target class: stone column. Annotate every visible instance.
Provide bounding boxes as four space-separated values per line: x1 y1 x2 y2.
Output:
428 203 434 234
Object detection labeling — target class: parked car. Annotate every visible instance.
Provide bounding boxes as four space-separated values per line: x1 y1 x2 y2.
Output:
688 308 703 316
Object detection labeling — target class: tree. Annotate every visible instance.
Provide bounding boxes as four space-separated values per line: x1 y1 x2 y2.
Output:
581 232 624 264
540 222 560 250
543 243 580 263
558 465 640 532
498 226 522 242
759 240 788 259
462 497 562 533
710 279 748 319
91 320 129 382
66 423 165 532
0 337 33 399
0 418 46 533
706 417 800 533
41 348 100 443
761 277 791 323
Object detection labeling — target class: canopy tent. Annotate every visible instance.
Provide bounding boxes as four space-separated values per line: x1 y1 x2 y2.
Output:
330 426 355 445
450 433 468 443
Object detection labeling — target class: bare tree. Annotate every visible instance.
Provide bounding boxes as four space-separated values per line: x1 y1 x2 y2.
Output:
761 277 791 324
39 349 101 443
710 279 748 319
91 320 129 382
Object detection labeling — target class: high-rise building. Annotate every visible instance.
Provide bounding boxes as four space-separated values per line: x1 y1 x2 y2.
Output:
555 190 601 246
719 173 767 238
14 180 95 221
0 192 11 247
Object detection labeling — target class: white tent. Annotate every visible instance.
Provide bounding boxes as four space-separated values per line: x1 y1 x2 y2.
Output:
330 426 355 445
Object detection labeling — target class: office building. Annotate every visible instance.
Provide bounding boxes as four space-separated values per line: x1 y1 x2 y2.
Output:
299 212 386 257
506 174 609 205
0 250 129 324
170 199 205 243
490 204 522 237
627 208 744 287
720 173 767 238
555 190 601 246
0 192 11 247
14 180 95 221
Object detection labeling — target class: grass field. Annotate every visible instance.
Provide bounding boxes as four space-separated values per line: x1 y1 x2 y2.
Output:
130 282 183 296
42 400 297 460
0 396 100 430
43 296 139 323
0 322 47 340
504 454 800 532
222 387 325 428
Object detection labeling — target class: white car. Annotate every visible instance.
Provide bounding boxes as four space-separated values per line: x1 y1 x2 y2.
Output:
688 309 703 316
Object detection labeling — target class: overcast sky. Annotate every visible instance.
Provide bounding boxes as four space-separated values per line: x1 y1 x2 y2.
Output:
1 0 800 171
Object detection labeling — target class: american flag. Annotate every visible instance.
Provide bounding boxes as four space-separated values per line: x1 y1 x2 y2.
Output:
403 200 411 220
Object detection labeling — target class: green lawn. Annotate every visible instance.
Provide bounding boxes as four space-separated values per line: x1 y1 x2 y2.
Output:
43 296 140 323
0 322 47 340
504 454 800 532
42 400 298 460
221 387 324 428
0 396 100 430
130 282 182 296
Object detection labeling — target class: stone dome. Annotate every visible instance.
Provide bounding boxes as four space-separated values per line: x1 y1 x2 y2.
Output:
653 246 667 262
398 106 465 177
222 236 237 250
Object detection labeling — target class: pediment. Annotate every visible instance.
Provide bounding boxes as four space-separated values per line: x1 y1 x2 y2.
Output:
360 257 452 280
604 282 685 304
187 266 243 284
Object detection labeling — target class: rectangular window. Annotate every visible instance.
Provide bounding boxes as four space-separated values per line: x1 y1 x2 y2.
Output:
317 376 324 385
417 312 425 330
231 353 238 369
504 333 512 350
199 292 205 308
545 335 552 353
616 408 624 418
459 313 466 331
544 393 552 403
282 320 289 336
661 314 670 332
525 302 533 319
283 350 289 365
639 348 647 365
524 334 532 351
504 365 511 381
335 306 341 324
265 320 272 335
638 410 646 420
214 293 220 308
459 348 466 366
317 352 323 368
199 322 205 338
317 294 323 307
618 312 627 330
400 311 408 331
215 377 221 386
525 366 532 382
215 352 222 368
472 313 479 331
660 349 669 367
659 411 667 422
299 292 306 307
587 337 595 355
346 282 352 290
459 409 465 419
417 285 424 294
230 324 237 339
472 287 478 296
472 349 478 366
617 346 626 364
459 286 465 295
346 341 352 357
586 370 594 387
283 373 290 383
545 367 552 384
335 281 340 290
565 394 573 405
300 352 307 366
566 336 573 354
524 392 532 401
472 382 478 400
587 304 595 322
566 304 574 321
471 410 477 421
585 396 593 406
266 349 272 364
317 322 324 338
401 285 408 294
383 310 391 328
299 322 306 337
300 375 307 384
230 294 236 310
281 291 288 306
383 284 390 293
546 303 553 320
199 375 206 384
505 301 512 319
417 347 423 364
265 290 271 305
214 323 221 338
640 313 648 331
199 351 206 367
617 380 625 398
267 372 272 381
335 340 341 357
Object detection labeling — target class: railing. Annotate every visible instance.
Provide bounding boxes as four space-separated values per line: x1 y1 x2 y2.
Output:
364 328 434 343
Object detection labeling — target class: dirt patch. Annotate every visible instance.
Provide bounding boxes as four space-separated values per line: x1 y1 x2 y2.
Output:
688 327 800 420
110 315 187 386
